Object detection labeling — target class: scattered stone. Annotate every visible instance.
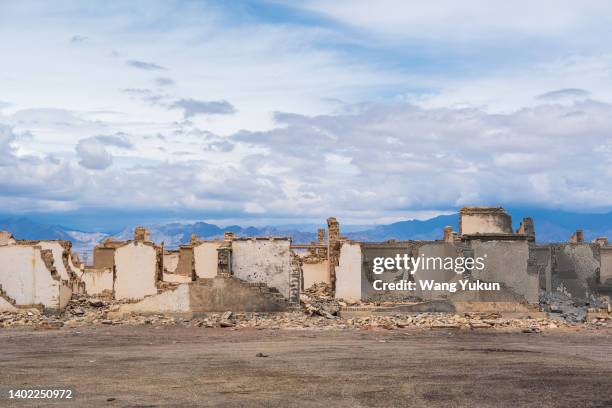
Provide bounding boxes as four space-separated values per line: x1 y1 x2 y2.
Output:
71 307 85 316
255 352 269 358
522 327 541 334
101 319 113 325
89 299 105 308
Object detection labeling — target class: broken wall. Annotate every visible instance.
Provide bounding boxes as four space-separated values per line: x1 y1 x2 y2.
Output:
302 260 330 289
0 244 70 309
231 238 293 300
114 242 158 300
600 247 612 284
93 246 116 269
36 241 73 281
163 251 179 273
334 242 362 302
545 243 600 301
193 241 221 279
470 240 539 304
176 246 195 278
460 207 513 235
80 267 113 296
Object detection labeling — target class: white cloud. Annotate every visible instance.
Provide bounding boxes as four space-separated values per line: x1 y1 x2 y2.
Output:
1 1 612 224
75 137 113 170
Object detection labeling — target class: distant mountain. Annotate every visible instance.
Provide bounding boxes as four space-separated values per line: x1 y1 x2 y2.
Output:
113 222 317 248
346 214 459 242
2 208 612 257
0 217 77 241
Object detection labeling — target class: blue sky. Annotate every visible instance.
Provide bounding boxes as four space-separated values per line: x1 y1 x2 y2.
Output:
1 0 612 228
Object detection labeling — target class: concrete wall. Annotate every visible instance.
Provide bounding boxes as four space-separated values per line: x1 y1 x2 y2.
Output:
334 242 362 302
80 267 113 296
231 239 292 299
0 245 69 309
114 243 158 300
600 247 612 284
302 260 330 289
193 241 221 279
470 240 539 304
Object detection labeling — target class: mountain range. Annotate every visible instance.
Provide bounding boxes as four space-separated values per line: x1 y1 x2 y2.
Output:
2 208 612 259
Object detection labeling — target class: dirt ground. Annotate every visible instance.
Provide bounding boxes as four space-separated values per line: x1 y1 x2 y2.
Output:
1 326 611 407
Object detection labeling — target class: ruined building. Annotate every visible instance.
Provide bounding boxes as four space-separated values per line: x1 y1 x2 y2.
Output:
1 207 611 316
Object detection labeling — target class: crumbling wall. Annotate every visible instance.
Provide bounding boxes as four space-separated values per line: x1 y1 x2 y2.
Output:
163 251 180 273
361 242 413 301
117 284 191 314
548 244 600 301
600 247 612 284
460 207 513 235
334 242 362 302
0 231 16 246
414 242 464 300
0 295 17 312
80 267 113 296
37 241 72 281
470 240 539 304
193 241 221 279
176 246 195 277
302 260 330 289
93 246 116 269
533 246 553 291
189 277 290 313
114 242 158 300
231 238 292 300
162 273 192 283
0 244 68 309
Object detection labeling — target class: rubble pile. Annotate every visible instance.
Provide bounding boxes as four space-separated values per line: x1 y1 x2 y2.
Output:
539 291 608 323
2 307 610 331
300 282 344 318
0 291 610 331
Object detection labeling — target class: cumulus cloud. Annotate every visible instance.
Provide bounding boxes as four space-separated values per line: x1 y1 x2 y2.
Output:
233 100 612 217
0 124 17 160
75 138 113 170
171 98 236 118
127 60 166 71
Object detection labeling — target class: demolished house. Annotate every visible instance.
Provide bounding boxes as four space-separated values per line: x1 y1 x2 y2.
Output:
0 232 81 311
0 207 610 321
334 207 611 318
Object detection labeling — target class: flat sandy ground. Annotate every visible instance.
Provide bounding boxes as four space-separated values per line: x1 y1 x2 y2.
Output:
1 326 611 407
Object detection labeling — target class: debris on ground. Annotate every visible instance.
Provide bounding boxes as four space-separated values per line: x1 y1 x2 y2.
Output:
0 291 610 331
301 283 341 318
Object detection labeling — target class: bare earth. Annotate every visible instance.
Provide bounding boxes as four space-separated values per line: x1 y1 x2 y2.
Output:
1 326 611 407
